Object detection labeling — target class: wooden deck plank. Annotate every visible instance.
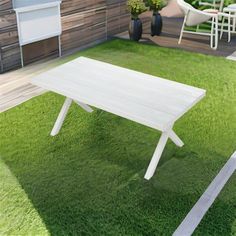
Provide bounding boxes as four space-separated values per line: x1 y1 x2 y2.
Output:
0 84 45 112
117 13 236 57
31 57 205 131
1 15 235 113
0 58 60 113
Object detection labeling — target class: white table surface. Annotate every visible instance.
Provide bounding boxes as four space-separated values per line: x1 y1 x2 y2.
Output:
32 57 206 180
32 57 205 131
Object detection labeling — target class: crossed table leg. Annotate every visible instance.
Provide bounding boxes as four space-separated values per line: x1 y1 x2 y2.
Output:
144 128 184 180
50 97 93 136
51 97 184 180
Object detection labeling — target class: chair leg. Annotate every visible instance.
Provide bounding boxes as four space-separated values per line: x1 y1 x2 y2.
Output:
220 16 225 39
196 24 200 32
210 17 215 49
233 15 236 33
228 15 231 42
214 16 218 50
178 15 187 45
178 25 184 44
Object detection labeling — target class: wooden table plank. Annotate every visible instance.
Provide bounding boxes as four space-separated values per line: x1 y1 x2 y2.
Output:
31 57 206 179
32 57 205 131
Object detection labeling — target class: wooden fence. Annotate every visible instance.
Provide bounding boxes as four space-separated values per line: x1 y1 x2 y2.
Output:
0 0 130 73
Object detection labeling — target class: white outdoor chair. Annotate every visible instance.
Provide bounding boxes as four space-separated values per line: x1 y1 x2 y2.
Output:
177 0 219 49
199 0 224 12
220 4 236 42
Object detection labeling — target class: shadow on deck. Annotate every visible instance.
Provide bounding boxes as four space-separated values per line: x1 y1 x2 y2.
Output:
116 13 236 58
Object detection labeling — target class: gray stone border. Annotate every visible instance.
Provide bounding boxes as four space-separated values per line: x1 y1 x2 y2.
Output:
173 151 236 236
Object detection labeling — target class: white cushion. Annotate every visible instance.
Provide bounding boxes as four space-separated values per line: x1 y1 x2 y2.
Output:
227 4 236 9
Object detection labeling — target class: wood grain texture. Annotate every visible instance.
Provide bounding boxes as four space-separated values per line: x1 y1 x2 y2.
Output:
61 0 106 16
31 57 206 131
117 12 236 57
0 9 16 29
107 2 130 36
61 7 107 52
23 37 59 65
31 56 205 179
0 43 21 73
0 8 20 73
0 0 130 73
0 58 61 112
60 0 130 53
0 0 12 11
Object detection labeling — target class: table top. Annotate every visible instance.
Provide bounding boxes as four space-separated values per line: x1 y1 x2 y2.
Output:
31 57 206 131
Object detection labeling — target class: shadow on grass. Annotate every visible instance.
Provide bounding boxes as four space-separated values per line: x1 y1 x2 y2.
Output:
1 103 236 235
1 37 236 234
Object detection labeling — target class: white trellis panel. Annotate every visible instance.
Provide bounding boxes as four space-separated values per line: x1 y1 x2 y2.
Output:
14 1 62 46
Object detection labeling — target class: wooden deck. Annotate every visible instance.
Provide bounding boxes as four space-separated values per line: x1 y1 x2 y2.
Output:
1 14 236 113
117 13 236 57
0 59 61 113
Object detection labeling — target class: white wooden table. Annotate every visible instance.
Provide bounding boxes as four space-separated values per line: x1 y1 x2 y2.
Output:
31 57 206 180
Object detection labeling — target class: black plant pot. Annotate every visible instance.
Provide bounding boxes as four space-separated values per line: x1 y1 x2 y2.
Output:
151 12 162 36
129 18 143 41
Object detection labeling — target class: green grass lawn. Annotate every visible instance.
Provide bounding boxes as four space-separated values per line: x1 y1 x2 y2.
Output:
0 39 236 236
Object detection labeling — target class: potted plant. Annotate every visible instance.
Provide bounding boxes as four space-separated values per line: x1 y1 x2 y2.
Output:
146 0 166 36
127 0 147 41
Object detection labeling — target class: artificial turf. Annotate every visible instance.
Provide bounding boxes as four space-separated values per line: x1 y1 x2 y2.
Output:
0 39 236 235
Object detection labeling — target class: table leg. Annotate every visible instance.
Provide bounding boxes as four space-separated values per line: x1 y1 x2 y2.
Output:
144 131 169 180
169 130 184 147
74 100 93 113
51 97 73 136
51 98 94 136
144 127 184 180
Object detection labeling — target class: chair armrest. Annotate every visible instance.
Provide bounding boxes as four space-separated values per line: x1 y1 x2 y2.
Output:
198 10 218 17
218 12 236 17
